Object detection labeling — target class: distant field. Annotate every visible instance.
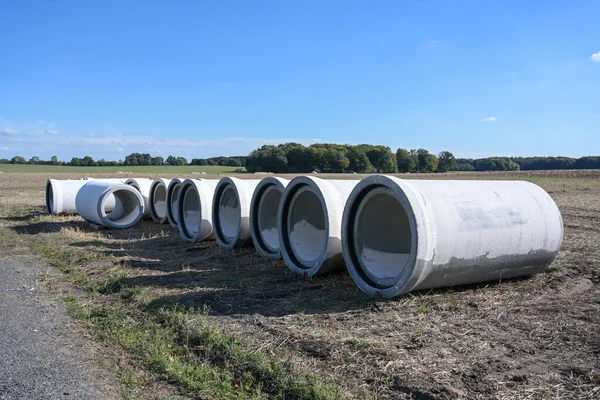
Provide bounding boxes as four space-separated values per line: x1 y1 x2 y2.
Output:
0 164 245 174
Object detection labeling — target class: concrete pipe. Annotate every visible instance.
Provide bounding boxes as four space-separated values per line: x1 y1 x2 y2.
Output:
342 175 564 298
166 178 184 228
212 178 262 249
148 178 172 223
250 177 290 258
125 178 153 218
46 178 126 215
278 177 360 277
75 181 145 229
177 179 220 242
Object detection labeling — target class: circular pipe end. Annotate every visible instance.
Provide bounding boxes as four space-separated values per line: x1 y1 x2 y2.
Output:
250 177 287 258
149 179 169 223
166 179 183 228
177 180 204 242
213 178 243 249
98 186 144 229
45 180 54 214
342 175 419 298
278 176 330 277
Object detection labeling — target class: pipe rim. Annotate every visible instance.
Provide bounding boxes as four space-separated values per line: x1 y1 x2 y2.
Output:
149 179 168 222
45 180 54 214
342 176 419 296
177 181 201 242
279 177 330 274
97 186 144 229
166 179 182 227
212 179 242 248
250 178 286 257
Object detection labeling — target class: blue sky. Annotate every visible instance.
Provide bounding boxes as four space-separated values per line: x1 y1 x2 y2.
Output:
1 0 599 161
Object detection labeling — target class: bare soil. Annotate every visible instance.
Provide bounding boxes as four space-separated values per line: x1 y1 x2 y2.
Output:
1 170 599 399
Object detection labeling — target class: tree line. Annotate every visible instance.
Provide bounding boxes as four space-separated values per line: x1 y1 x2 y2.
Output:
1 148 599 172
0 153 246 167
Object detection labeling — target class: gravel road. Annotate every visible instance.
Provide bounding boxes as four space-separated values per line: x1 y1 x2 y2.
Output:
0 258 117 400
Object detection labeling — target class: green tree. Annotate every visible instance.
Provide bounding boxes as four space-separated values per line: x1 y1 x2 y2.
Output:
151 156 164 166
347 146 372 173
10 156 26 164
454 162 475 171
81 156 96 166
416 149 438 173
50 155 59 165
507 160 520 171
166 155 178 166
366 146 397 173
28 156 40 165
0 158 10 164
396 148 416 172
246 145 288 173
437 151 457 173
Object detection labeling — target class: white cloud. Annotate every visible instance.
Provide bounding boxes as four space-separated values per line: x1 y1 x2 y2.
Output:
1 127 18 135
429 40 437 45
45 129 60 135
0 146 9 151
117 148 124 152
481 117 497 122
591 52 600 62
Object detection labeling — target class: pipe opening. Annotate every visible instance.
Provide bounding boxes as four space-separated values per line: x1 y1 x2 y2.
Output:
349 186 413 287
257 185 282 252
151 184 168 219
102 189 141 227
180 186 201 239
168 184 182 224
46 181 53 214
286 186 327 267
217 186 241 244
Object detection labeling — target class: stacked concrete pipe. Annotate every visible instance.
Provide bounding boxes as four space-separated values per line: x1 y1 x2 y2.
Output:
46 178 126 215
148 178 172 223
278 177 360 277
250 177 290 258
212 178 262 249
177 179 220 242
75 180 145 229
166 178 184 228
125 178 153 218
341 175 564 298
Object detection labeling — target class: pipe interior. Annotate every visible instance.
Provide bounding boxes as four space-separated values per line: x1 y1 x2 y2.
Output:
218 186 241 243
104 189 141 227
353 187 412 281
152 184 168 219
170 184 181 223
181 187 201 238
287 187 327 265
46 181 53 213
257 186 282 252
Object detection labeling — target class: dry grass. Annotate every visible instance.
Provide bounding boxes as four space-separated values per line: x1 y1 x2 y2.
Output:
1 170 599 399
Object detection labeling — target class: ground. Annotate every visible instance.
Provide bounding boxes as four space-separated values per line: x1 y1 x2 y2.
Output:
0 169 598 399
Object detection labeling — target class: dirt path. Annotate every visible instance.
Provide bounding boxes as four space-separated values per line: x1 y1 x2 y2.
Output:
0 257 118 400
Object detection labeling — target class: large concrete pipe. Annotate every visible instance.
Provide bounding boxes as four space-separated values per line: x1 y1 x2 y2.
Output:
46 178 126 215
125 178 153 218
166 178 184 228
75 181 144 229
278 177 360 277
250 177 290 258
212 178 262 249
177 179 220 242
148 178 172 223
342 175 564 298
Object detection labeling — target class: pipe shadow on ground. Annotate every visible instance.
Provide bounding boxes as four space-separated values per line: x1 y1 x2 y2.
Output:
12 220 90 235
66 226 536 318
